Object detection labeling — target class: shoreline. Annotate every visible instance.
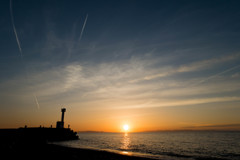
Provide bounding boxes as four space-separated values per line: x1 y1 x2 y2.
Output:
2 143 158 160
53 142 166 160
46 144 158 160
0 128 156 160
2 141 229 160
1 138 157 160
2 129 235 160
44 144 235 160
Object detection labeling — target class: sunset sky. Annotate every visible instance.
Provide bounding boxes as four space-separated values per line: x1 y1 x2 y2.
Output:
1 0 240 132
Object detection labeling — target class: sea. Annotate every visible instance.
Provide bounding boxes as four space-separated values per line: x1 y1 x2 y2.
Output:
55 131 240 160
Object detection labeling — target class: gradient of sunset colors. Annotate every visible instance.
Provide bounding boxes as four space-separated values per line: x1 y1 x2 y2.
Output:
0 0 240 132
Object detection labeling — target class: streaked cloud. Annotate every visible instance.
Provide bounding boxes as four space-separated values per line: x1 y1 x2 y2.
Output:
130 53 240 83
113 97 240 110
1 52 239 111
177 54 240 73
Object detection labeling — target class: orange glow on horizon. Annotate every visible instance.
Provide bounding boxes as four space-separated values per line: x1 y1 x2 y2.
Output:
4 101 240 132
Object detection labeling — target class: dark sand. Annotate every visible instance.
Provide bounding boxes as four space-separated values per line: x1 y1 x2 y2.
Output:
0 129 156 160
46 144 156 160
2 143 156 160
0 129 154 160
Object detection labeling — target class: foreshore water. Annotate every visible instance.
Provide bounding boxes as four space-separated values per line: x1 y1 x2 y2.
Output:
55 131 240 160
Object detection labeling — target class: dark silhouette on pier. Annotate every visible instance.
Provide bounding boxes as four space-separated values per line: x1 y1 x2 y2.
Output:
0 108 79 159
0 108 78 148
56 108 66 128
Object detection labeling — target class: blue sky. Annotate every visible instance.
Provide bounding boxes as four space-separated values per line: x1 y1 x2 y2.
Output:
1 0 240 131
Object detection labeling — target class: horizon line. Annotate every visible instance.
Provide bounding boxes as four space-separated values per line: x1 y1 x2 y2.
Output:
77 129 240 133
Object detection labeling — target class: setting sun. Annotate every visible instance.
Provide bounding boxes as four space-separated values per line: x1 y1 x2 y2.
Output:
123 124 129 131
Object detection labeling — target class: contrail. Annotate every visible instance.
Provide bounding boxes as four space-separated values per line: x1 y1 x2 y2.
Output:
34 94 40 109
78 14 88 42
10 0 22 57
10 0 40 109
67 14 88 60
195 64 240 85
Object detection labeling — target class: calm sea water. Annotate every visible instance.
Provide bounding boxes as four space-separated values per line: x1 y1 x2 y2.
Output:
55 131 240 160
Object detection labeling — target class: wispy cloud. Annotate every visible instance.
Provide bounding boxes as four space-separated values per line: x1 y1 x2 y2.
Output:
195 64 240 85
112 96 240 109
177 54 240 73
130 54 240 83
1 53 240 110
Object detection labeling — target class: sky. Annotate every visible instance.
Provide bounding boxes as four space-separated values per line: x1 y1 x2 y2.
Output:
1 0 240 132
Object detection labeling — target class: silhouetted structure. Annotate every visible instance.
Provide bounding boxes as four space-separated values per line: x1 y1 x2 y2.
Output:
56 108 66 128
0 108 78 144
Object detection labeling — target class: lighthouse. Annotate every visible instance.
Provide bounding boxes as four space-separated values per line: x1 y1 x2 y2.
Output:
56 108 66 128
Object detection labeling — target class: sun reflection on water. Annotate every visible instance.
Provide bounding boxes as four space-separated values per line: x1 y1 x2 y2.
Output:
122 151 129 154
121 132 130 152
